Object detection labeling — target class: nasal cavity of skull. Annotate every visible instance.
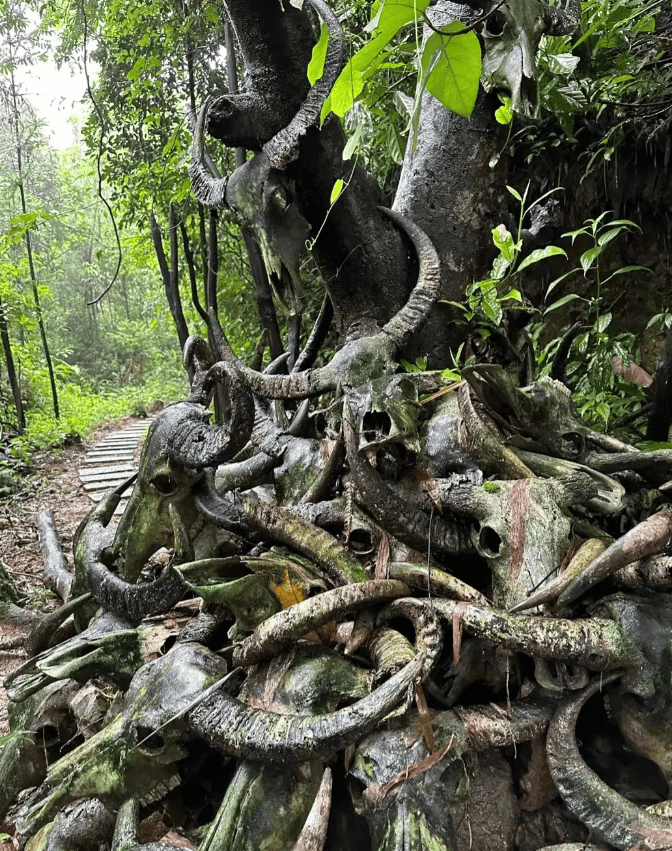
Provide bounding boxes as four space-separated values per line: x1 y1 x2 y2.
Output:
134 725 166 752
363 411 392 443
151 474 179 496
560 431 584 457
484 10 506 36
479 525 502 557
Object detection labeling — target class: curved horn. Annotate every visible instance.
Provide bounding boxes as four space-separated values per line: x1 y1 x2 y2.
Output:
431 599 640 671
292 293 333 374
188 650 424 762
78 490 187 625
232 579 410 668
558 508 672 607
542 1 581 37
509 538 608 614
263 0 344 169
546 675 672 850
183 335 216 402
189 99 229 209
380 208 441 347
291 767 333 851
167 364 255 469
387 562 490 606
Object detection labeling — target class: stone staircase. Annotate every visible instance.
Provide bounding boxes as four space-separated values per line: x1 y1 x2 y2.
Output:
78 419 152 514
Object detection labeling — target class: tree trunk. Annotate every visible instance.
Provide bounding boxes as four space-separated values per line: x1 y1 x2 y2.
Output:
0 288 25 433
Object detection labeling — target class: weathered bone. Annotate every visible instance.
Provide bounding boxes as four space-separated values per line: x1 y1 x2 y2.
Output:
377 598 444 678
112 799 182 851
290 766 333 851
349 690 560 851
343 402 475 557
437 473 598 609
190 0 344 207
167 366 255 470
0 680 77 822
16 643 231 838
387 561 490 606
546 675 672 851
510 538 608 613
28 798 116 851
5 611 144 704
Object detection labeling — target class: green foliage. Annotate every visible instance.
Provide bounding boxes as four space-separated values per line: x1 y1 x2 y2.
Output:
321 0 481 130
444 184 566 333
533 213 650 430
514 0 668 176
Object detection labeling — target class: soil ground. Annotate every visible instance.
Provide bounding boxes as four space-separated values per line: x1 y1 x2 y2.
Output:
0 416 148 736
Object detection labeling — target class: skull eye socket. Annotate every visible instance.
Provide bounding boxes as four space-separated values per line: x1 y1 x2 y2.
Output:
478 525 502 556
363 411 392 442
151 474 179 496
484 10 506 36
134 725 166 751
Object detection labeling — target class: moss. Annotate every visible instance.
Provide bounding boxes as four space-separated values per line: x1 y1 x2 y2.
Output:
482 482 500 493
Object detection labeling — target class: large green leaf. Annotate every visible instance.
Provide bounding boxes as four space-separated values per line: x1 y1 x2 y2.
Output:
307 21 329 85
420 22 480 118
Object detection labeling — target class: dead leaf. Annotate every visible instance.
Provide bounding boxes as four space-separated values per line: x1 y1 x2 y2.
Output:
375 533 391 580
415 685 435 752
452 602 468 664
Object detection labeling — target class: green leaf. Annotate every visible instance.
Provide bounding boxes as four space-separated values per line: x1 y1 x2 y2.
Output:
546 53 580 75
126 57 146 81
491 255 510 280
495 101 513 124
597 226 628 247
608 264 650 276
342 122 364 161
330 178 345 204
546 269 579 298
517 245 567 272
321 32 390 120
501 289 522 302
307 22 329 85
506 185 523 202
377 0 430 32
387 124 406 165
580 245 602 273
545 293 582 314
595 312 612 333
491 224 516 262
421 22 481 118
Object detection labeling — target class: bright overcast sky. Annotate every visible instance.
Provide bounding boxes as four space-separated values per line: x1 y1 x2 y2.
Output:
16 55 93 150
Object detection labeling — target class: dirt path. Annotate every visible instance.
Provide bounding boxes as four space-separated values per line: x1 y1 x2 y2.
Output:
0 415 149 735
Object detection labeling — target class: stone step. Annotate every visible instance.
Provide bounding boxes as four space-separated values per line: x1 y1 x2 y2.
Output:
96 439 139 448
79 464 137 479
84 452 136 463
83 479 135 492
